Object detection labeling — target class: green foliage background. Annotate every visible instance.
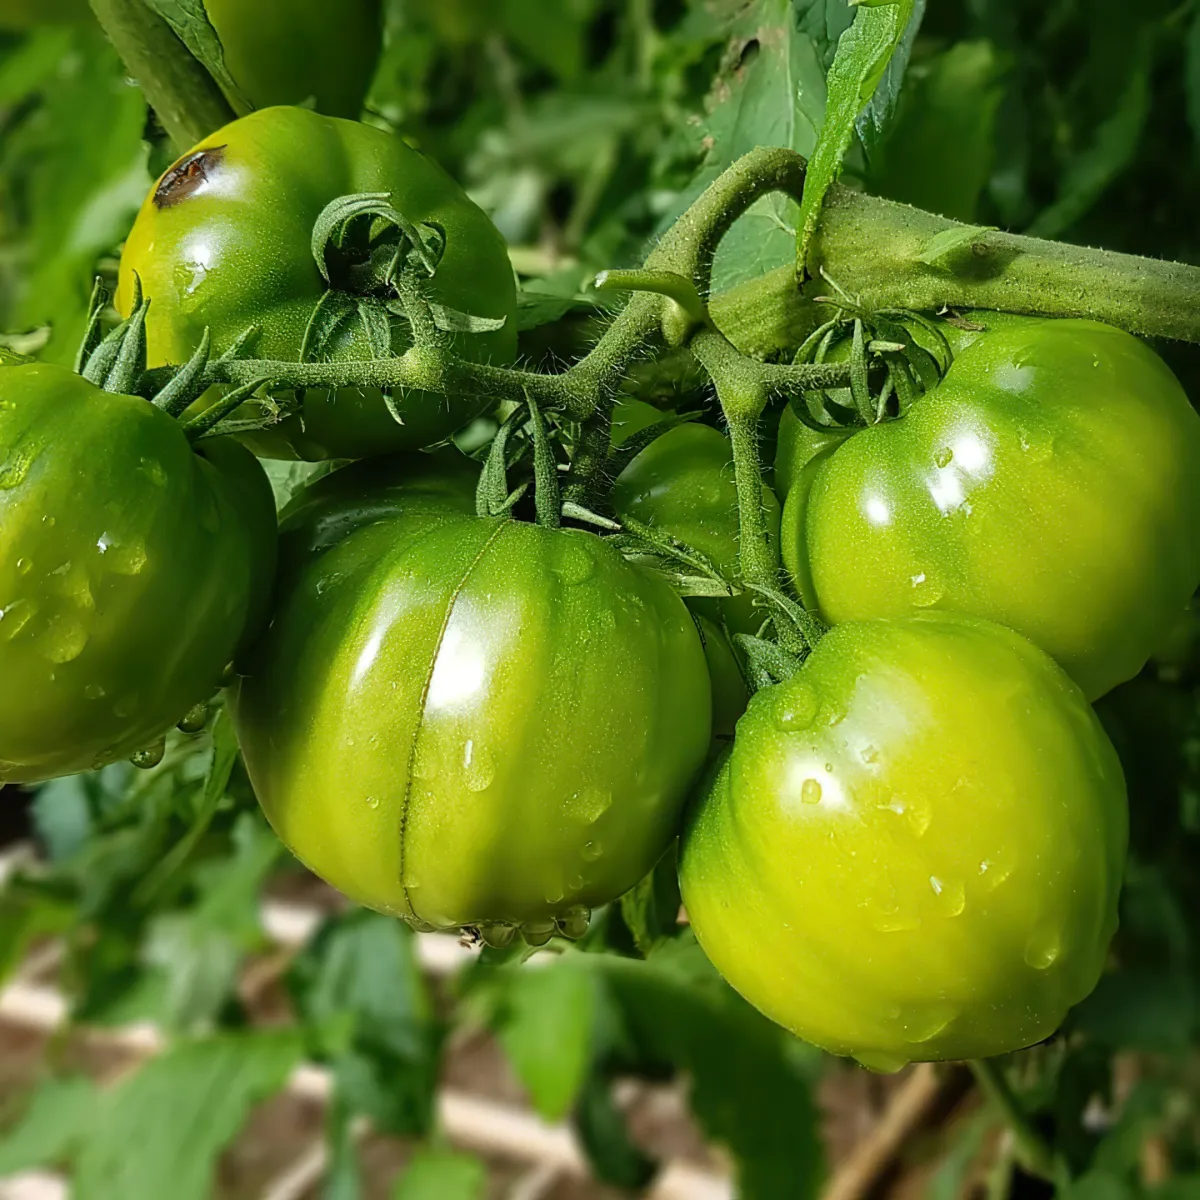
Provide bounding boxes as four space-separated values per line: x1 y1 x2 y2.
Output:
1 1 1199 1197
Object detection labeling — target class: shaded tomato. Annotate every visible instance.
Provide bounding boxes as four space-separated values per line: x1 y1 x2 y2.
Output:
0 364 275 782
680 612 1127 1069
118 107 517 461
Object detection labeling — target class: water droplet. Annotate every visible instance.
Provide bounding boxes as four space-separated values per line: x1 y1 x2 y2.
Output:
479 922 516 949
177 701 209 733
544 878 565 905
775 683 819 731
551 540 595 586
107 538 147 577
977 848 1014 891
860 745 879 765
1018 427 1055 463
934 447 953 468
907 794 932 837
114 694 140 719
0 446 36 489
199 495 220 533
96 534 112 555
1024 927 1062 970
84 683 106 700
365 795 380 810
41 515 55 528
0 598 38 641
522 920 556 947
910 575 944 608
870 907 922 933
930 876 965 917
40 614 88 664
582 840 603 862
800 778 823 805
854 1049 909 1074
15 557 31 576
573 787 612 824
130 736 166 770
558 906 591 940
911 572 926 587
463 740 496 793
140 457 167 487
901 1004 954 1044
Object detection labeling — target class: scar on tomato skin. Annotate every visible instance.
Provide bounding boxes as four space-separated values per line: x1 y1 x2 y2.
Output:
153 146 227 208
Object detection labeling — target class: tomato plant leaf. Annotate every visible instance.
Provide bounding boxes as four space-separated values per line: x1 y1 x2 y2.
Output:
72 1030 302 1200
141 0 248 113
392 1148 488 1200
796 0 919 273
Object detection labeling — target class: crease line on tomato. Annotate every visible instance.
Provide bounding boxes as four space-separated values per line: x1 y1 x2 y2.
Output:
396 518 511 926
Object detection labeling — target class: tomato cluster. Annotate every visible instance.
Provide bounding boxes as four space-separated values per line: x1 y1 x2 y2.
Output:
3 97 1197 1069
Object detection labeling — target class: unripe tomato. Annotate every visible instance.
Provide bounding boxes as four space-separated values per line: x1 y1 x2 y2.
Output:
0 1 381 121
779 319 1200 700
205 0 382 118
234 512 712 944
118 107 517 461
611 404 781 636
680 613 1127 1069
0 364 275 783
275 448 479 582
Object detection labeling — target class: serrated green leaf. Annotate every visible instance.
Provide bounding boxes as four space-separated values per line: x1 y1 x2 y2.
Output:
796 0 918 271
492 960 599 1121
0 1077 96 1176
141 0 248 113
74 1030 303 1200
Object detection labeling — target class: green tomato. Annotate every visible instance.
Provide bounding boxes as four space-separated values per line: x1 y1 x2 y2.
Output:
275 448 480 582
233 514 712 943
0 1 380 119
680 612 1127 1069
612 406 781 637
0 0 85 25
779 318 1200 700
0 364 275 783
118 107 517 461
206 0 382 118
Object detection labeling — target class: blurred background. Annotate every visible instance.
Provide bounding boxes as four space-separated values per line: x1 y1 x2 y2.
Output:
1 1 1200 1198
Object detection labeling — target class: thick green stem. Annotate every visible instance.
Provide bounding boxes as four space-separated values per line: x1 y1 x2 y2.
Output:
811 185 1200 343
90 0 235 148
968 1059 1056 1182
725 413 776 595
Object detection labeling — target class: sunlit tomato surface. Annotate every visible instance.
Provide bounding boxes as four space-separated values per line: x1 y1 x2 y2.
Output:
234 513 712 944
118 107 517 461
779 319 1200 700
0 364 275 783
680 613 1127 1069
205 0 382 118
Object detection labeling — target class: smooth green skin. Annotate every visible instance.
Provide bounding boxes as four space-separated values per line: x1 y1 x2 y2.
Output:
612 408 782 637
773 310 1028 501
0 364 276 783
681 612 1128 1069
233 516 712 934
780 319 1200 700
0 0 85 25
206 0 382 118
118 107 517 461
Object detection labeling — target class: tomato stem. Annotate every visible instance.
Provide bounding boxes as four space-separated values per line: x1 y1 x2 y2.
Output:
968 1058 1057 1182
808 185 1200 344
89 0 236 149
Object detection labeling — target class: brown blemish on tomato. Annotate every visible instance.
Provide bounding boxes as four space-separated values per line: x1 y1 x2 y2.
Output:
153 146 227 209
